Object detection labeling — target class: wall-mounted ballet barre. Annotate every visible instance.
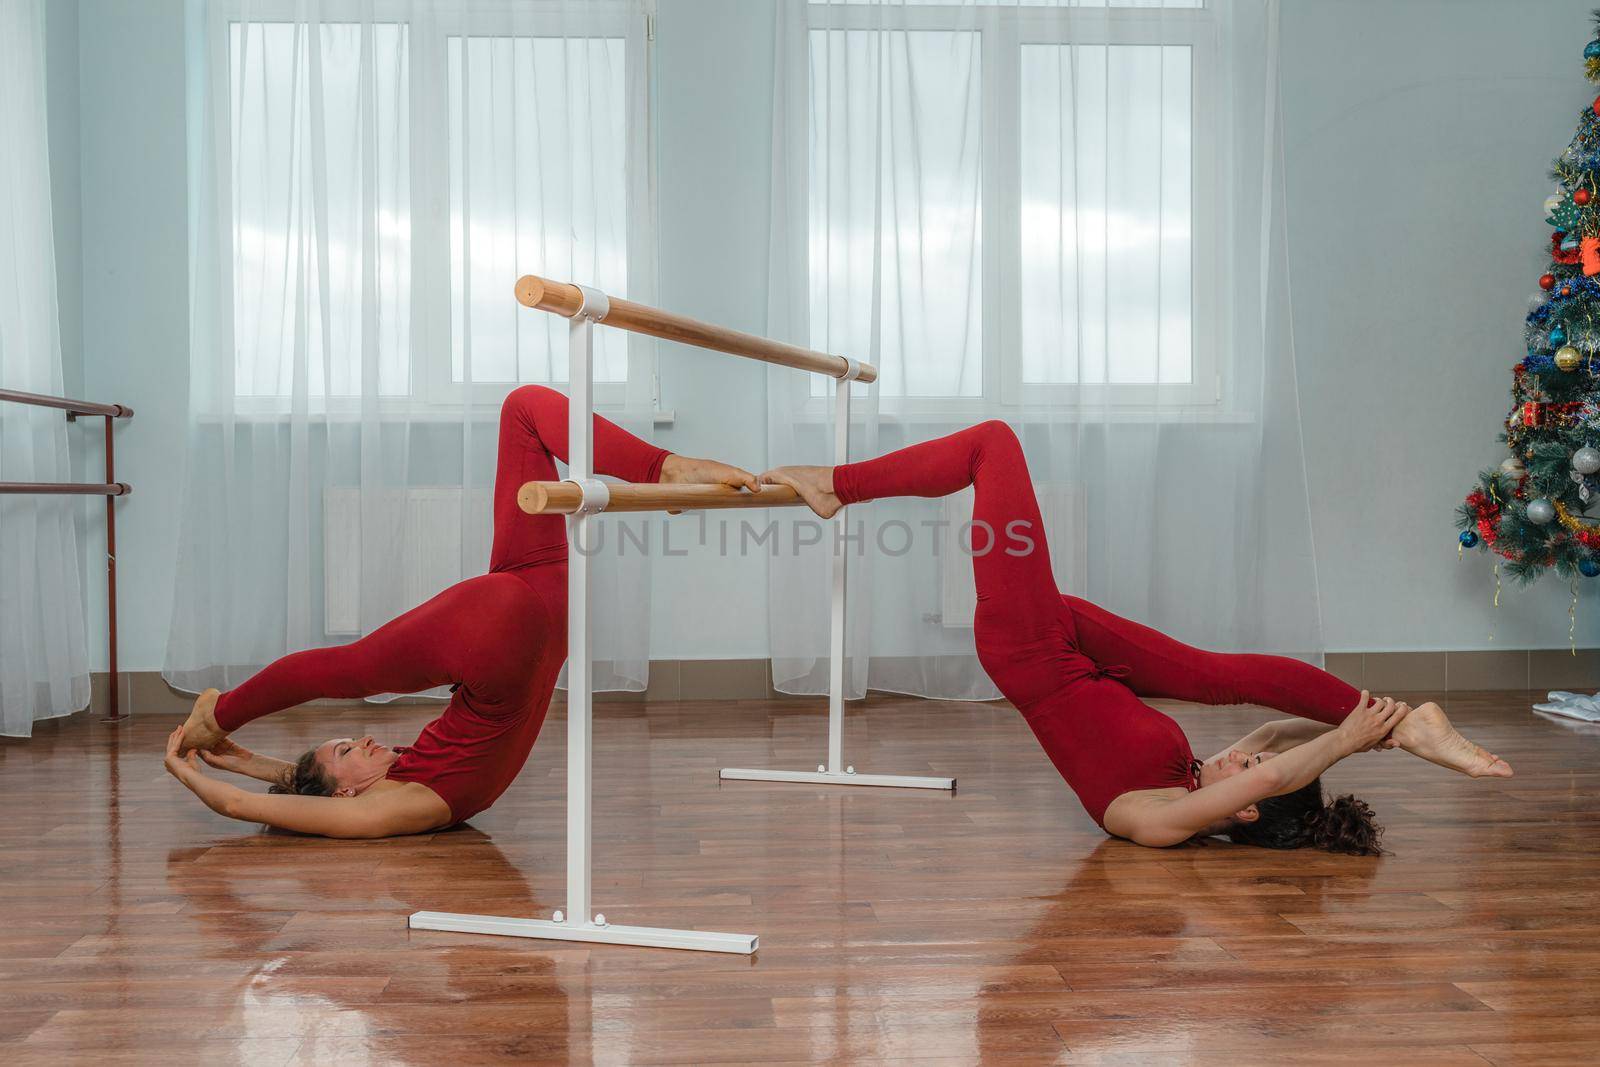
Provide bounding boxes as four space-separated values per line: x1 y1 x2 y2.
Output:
409 274 950 958
0 388 133 722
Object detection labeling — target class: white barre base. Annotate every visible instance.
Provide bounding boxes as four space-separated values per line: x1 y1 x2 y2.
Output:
720 767 955 790
409 912 757 954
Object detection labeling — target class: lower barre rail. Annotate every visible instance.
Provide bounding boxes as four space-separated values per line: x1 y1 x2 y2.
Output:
519 480 803 515
0 482 131 496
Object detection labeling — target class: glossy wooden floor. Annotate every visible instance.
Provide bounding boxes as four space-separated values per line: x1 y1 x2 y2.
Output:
2 691 1597 1065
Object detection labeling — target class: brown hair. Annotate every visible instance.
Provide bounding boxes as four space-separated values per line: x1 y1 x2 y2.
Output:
1225 778 1385 856
268 747 337 797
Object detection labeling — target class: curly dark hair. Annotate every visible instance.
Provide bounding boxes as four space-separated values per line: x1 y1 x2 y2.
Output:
268 746 337 797
1224 778 1385 856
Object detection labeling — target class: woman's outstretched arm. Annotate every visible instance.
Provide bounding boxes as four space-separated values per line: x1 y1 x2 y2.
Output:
196 738 295 786
164 729 445 838
1113 694 1407 847
1216 716 1397 760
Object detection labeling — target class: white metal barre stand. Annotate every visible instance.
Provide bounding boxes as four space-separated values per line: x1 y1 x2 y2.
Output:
410 285 758 955
720 370 955 793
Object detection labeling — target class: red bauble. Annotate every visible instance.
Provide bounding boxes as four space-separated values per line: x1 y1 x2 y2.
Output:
1593 95 1600 116
1542 273 1557 290
1563 285 1574 296
1578 188 1593 206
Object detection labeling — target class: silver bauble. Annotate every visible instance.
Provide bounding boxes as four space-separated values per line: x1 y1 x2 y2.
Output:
1501 457 1526 475
1527 498 1556 524
1575 446 1600 474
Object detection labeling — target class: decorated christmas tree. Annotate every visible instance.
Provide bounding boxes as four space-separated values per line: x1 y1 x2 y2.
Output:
1459 16 1600 590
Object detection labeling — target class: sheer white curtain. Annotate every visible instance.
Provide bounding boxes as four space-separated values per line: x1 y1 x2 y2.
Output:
0 0 92 736
767 0 1322 700
167 0 658 699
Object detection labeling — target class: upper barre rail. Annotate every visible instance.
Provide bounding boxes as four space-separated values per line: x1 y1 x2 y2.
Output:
0 388 132 419
515 274 878 385
519 480 804 516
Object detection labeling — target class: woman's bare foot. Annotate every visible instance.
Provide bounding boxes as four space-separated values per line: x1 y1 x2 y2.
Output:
759 465 842 519
179 688 227 755
660 455 759 493
1390 701 1513 778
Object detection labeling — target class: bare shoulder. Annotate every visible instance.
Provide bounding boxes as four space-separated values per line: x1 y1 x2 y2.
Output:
1102 787 1193 848
366 779 454 831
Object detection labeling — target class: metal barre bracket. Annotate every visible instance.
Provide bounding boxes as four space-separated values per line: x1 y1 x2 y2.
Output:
840 357 864 382
564 478 610 516
574 284 610 323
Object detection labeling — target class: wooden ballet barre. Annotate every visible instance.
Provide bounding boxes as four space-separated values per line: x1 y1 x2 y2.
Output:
515 274 878 384
518 480 803 515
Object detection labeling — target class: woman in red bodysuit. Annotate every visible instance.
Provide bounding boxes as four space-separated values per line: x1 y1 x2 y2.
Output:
163 385 758 838
761 421 1514 854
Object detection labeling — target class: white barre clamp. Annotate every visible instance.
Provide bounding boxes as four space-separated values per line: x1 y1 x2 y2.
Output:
839 357 864 382
564 478 610 515
574 283 611 323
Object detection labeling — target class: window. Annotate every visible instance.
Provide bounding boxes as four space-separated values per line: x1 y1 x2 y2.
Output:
220 3 653 410
800 1 1217 411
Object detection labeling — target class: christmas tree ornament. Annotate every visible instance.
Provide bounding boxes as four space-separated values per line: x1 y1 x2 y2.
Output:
1461 31 1600 594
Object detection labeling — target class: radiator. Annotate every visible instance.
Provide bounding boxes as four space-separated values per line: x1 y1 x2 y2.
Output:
939 482 1087 628
323 487 492 634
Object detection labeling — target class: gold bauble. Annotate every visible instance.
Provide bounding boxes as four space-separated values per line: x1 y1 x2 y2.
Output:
1556 345 1583 371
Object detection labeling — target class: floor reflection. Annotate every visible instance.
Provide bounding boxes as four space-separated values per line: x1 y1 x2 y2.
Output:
970 837 1387 1060
164 828 576 1064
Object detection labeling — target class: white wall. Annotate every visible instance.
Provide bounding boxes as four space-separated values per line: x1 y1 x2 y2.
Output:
75 0 190 673
648 0 778 657
48 0 1600 671
1280 0 1598 650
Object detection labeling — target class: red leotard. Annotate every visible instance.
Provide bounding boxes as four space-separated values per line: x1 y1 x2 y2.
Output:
211 385 669 824
833 421 1361 827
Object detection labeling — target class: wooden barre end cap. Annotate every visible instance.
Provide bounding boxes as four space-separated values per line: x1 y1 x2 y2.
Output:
514 275 546 309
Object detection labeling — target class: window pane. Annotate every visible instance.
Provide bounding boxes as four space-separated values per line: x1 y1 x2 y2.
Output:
231 23 411 398
448 36 628 385
810 29 982 398
1020 44 1192 385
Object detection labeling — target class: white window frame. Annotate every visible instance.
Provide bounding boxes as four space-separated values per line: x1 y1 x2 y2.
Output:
789 1 1226 421
212 0 658 416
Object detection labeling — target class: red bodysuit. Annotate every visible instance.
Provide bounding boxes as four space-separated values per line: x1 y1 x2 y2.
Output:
212 385 668 824
833 421 1361 826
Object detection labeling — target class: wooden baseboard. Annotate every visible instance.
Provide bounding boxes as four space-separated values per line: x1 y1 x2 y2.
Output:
83 649 1599 717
